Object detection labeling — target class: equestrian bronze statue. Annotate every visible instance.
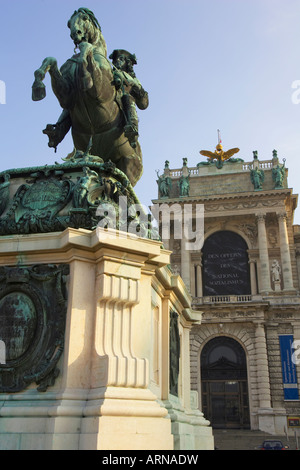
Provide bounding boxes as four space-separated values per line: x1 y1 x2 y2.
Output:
32 8 149 186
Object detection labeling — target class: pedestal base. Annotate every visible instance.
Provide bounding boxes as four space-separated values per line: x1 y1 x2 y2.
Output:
163 394 214 450
80 387 173 450
257 407 276 434
0 228 213 450
0 387 173 450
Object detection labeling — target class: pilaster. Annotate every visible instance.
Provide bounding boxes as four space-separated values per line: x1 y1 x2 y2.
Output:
256 214 272 294
277 212 295 291
254 321 275 434
181 232 191 292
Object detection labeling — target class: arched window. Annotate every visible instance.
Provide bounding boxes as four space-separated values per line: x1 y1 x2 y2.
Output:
201 337 247 380
202 231 250 296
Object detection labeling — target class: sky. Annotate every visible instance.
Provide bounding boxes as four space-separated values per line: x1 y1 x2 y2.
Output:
1 0 300 223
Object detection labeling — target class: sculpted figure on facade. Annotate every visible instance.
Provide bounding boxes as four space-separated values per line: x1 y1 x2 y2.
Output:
250 167 264 190
271 259 281 283
156 171 172 198
169 310 180 396
178 175 190 196
272 160 286 189
178 157 190 196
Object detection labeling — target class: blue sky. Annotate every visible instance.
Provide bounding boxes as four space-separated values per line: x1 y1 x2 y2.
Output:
1 0 300 223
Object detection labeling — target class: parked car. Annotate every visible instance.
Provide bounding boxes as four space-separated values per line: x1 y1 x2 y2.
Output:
258 440 289 450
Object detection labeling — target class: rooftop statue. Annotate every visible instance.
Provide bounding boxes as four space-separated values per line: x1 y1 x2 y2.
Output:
272 159 286 189
200 143 240 169
199 130 240 169
250 166 264 190
32 7 149 187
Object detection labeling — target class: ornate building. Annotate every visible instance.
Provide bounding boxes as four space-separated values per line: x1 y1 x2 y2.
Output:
153 146 300 434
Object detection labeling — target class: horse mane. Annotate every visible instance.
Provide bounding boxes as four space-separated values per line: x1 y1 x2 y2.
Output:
67 8 107 56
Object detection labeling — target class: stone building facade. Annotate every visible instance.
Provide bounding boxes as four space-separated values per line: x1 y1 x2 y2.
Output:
153 148 300 434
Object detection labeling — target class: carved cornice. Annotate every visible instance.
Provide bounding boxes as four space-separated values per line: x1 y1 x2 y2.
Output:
153 188 292 205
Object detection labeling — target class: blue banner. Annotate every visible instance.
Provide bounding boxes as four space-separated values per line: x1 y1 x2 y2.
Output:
279 335 299 400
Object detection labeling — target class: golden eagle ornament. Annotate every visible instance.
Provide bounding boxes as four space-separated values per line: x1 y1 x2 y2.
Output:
200 143 240 169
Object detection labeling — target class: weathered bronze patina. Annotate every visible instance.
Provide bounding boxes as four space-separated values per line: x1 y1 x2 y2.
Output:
32 7 149 187
0 264 69 392
0 159 156 236
169 310 180 397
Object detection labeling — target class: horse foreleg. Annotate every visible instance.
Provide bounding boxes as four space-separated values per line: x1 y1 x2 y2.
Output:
77 43 95 91
32 57 57 101
32 57 71 108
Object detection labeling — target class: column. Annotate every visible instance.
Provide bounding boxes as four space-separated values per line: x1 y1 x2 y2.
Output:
161 220 170 250
256 214 272 294
266 323 284 409
248 255 257 296
181 233 191 291
254 322 272 409
162 237 170 250
277 213 294 291
190 263 196 296
161 295 171 400
196 262 203 298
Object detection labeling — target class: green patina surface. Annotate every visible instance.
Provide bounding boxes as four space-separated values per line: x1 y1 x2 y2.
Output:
0 264 69 392
0 159 157 237
0 292 36 361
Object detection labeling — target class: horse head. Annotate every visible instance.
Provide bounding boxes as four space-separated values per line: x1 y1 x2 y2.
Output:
67 7 107 55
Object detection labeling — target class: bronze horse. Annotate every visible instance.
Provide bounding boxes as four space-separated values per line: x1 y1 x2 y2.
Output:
32 8 149 186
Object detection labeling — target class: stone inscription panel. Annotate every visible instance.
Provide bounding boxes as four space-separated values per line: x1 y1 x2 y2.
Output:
202 231 251 296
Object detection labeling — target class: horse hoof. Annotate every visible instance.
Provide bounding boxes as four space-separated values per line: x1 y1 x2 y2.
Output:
32 81 46 101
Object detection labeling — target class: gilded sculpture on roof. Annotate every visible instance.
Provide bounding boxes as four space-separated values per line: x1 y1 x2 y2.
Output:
199 142 240 169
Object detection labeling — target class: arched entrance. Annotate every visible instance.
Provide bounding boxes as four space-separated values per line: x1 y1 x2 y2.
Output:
201 337 250 429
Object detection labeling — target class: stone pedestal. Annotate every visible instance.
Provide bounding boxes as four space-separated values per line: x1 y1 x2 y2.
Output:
274 280 281 292
0 228 213 450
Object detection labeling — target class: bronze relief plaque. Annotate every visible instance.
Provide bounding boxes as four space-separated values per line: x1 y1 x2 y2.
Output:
0 292 37 361
0 264 69 392
14 178 73 224
22 180 66 210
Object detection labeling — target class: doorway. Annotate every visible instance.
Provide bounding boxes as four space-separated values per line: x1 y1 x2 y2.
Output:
201 337 250 429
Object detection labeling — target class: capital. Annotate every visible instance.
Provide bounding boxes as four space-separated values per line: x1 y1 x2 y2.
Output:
277 212 287 221
256 213 266 223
